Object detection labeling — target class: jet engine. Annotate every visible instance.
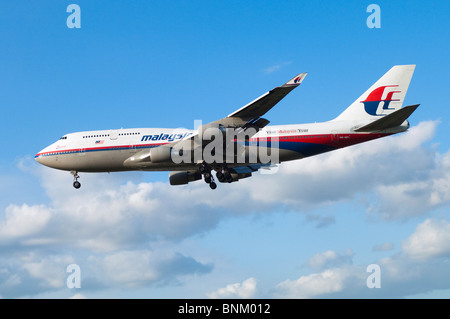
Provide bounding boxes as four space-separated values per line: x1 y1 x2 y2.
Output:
169 171 202 185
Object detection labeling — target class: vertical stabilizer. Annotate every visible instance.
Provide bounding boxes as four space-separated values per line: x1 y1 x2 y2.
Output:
334 65 415 121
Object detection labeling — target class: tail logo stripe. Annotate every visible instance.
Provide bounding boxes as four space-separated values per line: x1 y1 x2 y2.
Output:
361 85 401 116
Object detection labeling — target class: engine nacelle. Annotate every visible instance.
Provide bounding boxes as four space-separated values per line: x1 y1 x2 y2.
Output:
230 172 252 182
217 172 252 183
150 147 173 163
169 171 202 185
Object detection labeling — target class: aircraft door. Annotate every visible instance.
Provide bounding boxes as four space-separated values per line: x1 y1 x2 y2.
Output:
109 130 118 140
331 130 338 144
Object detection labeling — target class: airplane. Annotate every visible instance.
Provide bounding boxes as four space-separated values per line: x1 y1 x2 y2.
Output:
35 65 419 190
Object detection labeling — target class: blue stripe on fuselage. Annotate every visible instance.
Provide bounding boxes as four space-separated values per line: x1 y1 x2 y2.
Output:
245 140 336 157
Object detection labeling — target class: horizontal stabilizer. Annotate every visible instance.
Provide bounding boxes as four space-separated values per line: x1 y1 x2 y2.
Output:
354 104 420 132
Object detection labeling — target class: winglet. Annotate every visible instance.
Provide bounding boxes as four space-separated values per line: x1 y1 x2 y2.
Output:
282 73 307 87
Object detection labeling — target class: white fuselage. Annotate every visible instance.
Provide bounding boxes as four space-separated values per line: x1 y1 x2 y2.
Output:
35 120 407 173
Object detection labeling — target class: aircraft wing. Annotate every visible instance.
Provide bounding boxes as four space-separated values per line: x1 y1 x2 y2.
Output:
179 72 307 150
124 72 307 168
227 72 307 121
195 72 307 138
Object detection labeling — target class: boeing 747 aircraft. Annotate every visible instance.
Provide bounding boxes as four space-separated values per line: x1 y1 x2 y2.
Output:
35 65 418 190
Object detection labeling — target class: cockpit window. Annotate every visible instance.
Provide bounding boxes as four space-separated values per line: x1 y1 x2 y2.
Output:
59 136 68 140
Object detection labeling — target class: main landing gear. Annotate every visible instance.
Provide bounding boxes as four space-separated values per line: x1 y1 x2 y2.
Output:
199 162 234 190
70 171 81 189
199 163 217 190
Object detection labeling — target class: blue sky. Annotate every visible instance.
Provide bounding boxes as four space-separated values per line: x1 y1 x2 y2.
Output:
1 0 450 298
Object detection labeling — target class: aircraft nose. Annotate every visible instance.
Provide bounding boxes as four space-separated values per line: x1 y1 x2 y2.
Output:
35 151 46 166
35 154 42 164
35 146 52 167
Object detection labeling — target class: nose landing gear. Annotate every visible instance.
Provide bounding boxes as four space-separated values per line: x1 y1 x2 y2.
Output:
70 171 81 189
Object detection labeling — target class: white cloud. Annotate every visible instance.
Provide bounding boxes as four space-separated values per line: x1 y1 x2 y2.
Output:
21 255 75 289
429 151 450 206
367 148 450 220
306 250 353 271
96 249 212 288
274 267 360 298
402 219 450 261
1 171 229 251
0 204 51 241
1 121 449 298
100 250 159 287
69 293 87 299
263 61 292 74
207 277 257 299
0 246 212 297
306 213 336 228
244 121 450 220
0 169 216 296
5 121 441 255
264 65 281 74
275 218 450 298
372 242 395 252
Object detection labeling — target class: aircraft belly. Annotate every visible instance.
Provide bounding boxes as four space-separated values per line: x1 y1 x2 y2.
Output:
258 141 335 162
52 150 135 172
279 141 336 161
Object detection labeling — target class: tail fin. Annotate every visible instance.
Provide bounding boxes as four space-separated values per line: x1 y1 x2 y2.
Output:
334 65 416 121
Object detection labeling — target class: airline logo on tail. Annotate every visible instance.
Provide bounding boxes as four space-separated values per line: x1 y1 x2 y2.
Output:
293 76 302 83
361 85 401 116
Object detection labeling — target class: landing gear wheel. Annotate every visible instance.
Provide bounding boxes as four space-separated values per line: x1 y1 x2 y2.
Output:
198 163 218 190
224 171 233 183
199 164 208 174
70 171 81 189
216 171 225 183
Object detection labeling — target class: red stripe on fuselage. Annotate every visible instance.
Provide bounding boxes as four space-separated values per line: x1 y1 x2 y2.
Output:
35 133 390 158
